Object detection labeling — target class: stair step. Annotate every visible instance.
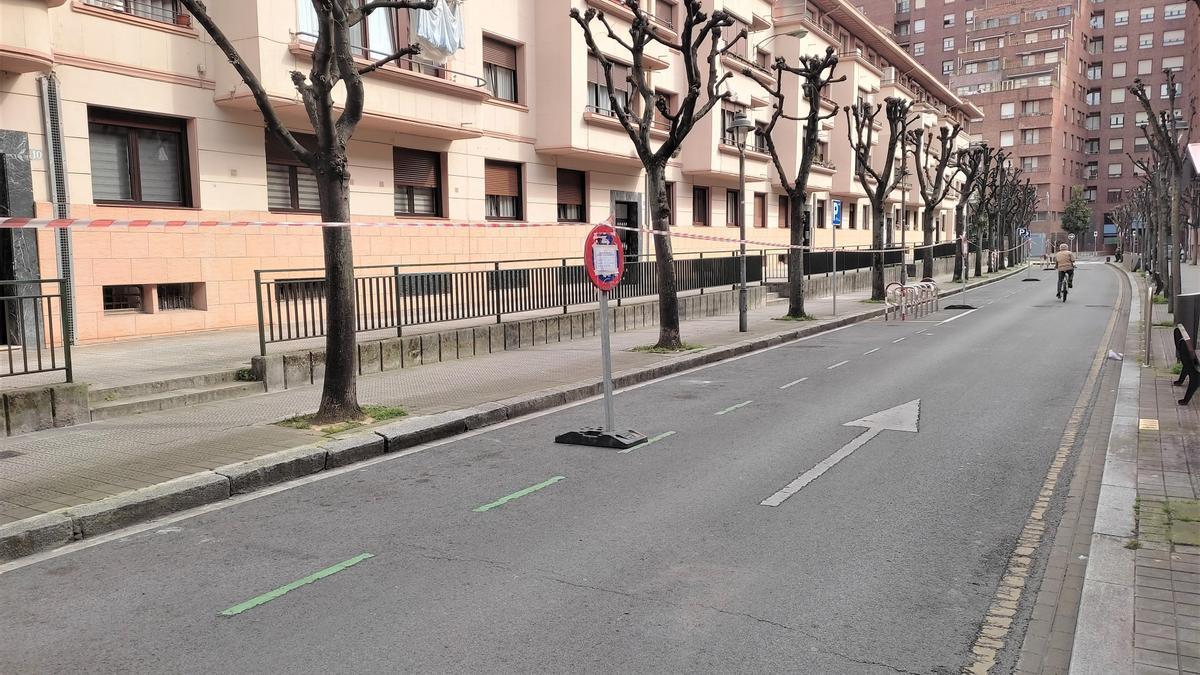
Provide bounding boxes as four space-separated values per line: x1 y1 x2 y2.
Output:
89 380 266 422
89 371 242 404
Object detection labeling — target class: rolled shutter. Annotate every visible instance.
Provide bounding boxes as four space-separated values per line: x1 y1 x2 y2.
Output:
557 169 584 206
483 37 517 69
485 161 521 197
393 148 440 189
265 130 317 166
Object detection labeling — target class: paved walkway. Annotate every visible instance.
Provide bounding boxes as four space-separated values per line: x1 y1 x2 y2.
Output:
0 268 1000 526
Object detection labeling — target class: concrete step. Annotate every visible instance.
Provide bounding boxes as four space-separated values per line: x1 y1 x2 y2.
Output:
89 371 242 404
89 380 266 422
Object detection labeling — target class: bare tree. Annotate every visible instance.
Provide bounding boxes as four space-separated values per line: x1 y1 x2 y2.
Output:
951 145 985 281
908 122 963 279
759 47 844 318
845 97 914 300
570 1 738 349
180 0 434 423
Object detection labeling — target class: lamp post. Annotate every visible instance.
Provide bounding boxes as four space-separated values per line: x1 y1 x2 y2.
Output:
728 113 755 333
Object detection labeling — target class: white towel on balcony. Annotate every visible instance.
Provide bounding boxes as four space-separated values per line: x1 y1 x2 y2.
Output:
414 0 464 63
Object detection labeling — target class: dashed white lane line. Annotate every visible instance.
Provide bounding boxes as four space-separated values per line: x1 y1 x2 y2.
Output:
779 377 808 390
863 348 880 356
937 308 979 325
892 337 906 343
828 360 850 370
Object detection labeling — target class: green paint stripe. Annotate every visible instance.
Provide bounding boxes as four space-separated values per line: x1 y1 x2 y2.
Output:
619 431 677 454
474 476 565 512
220 553 374 617
715 400 754 416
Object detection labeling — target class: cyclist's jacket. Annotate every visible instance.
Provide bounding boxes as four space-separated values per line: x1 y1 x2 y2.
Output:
1055 250 1076 271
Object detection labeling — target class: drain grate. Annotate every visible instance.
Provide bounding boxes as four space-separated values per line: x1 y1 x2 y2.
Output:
0 450 24 460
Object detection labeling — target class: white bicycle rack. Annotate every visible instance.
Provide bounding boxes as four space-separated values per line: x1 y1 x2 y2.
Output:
885 281 939 321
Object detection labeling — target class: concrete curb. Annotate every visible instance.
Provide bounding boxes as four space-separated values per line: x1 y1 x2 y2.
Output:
0 267 1025 563
1068 266 1139 675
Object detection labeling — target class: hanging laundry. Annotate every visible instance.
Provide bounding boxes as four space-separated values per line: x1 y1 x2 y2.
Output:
413 0 465 63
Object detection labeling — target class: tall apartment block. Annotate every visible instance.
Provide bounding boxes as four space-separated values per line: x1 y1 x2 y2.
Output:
860 0 1193 249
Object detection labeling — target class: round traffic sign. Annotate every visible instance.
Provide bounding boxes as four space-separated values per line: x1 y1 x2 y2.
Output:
584 223 625 292
1068 233 1076 240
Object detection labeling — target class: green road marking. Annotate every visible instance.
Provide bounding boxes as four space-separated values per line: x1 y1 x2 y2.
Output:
220 553 374 617
715 400 754 416
474 476 565 512
619 431 677 454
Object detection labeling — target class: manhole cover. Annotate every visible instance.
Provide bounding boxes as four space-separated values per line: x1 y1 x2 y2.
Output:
0 450 24 460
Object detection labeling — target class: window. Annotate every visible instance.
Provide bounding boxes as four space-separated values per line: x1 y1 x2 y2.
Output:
484 161 522 220
86 0 183 24
1044 51 1059 64
1115 10 1129 25
1090 12 1105 29
1110 113 1125 128
1109 88 1125 104
1082 188 1097 203
1140 7 1154 22
943 37 955 51
1021 54 1036 67
944 13 955 27
753 122 769 153
848 203 857 230
157 283 197 311
103 285 143 312
1033 9 1049 20
88 108 189 206
1107 189 1122 202
1086 63 1102 80
1000 130 1014 147
1026 32 1039 44
754 193 767 228
586 56 630 117
1108 37 1125 52
1165 3 1186 19
816 200 826 229
1135 111 1149 125
1112 62 1127 77
1163 56 1184 72
1161 82 1182 98
913 42 925 55
1109 138 1124 152
915 0 924 8
483 38 519 102
725 189 741 227
778 195 789 228
1000 102 1015 119
895 21 910 36
393 148 442 216
1135 136 1149 151
654 0 675 28
1022 129 1040 144
1086 162 1099 179
692 186 709 226
1138 59 1153 74
966 9 974 23
897 0 910 11
1085 138 1100 154
1021 156 1038 171
721 102 747 145
1138 33 1153 48
727 15 749 58
1107 162 1122 177
914 18 926 32
942 60 955 74
1086 89 1101 105
1163 30 1184 46
1022 100 1041 115
265 130 319 213
665 182 675 226
1086 113 1100 130
973 40 987 51
556 169 585 222
1089 37 1104 54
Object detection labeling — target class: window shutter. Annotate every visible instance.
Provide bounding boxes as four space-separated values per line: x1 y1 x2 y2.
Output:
483 37 517 69
393 148 440 188
265 130 318 166
485 161 521 197
557 169 584 206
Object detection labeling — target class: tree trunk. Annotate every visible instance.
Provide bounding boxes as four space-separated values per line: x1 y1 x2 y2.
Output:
786 193 808 318
953 204 965 282
921 209 935 279
312 169 363 424
1157 195 1168 298
871 204 886 300
647 163 682 349
974 224 983 277
1170 174 1183 313
987 217 996 273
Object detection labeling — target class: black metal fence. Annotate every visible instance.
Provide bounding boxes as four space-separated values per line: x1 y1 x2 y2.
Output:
0 278 73 382
761 247 905 278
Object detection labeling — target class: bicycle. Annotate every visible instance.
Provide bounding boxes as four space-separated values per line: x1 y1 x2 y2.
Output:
1057 269 1073 302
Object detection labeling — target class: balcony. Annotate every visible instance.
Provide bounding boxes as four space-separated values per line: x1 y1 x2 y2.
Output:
1 0 57 73
81 0 191 26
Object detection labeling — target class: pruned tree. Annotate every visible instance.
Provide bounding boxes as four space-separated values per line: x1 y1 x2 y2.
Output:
759 47 844 318
1131 148 1169 293
845 97 914 300
179 0 435 423
570 0 739 349
1130 71 1190 311
908 122 963 279
951 144 986 281
972 146 1007 275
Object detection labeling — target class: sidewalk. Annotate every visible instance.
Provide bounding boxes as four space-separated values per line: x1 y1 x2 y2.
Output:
0 268 994 529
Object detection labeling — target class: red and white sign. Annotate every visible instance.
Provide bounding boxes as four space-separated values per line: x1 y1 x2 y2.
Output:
584 223 624 292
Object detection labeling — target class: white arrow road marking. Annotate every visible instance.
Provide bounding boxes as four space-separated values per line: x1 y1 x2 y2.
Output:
760 399 921 507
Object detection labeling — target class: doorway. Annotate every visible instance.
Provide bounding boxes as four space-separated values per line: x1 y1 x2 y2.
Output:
615 200 640 284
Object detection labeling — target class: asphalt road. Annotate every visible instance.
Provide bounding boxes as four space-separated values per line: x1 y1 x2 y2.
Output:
0 264 1124 674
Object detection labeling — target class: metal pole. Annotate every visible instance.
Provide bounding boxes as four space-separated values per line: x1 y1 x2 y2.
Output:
901 174 907 285
598 289 615 432
832 211 838 316
738 145 748 332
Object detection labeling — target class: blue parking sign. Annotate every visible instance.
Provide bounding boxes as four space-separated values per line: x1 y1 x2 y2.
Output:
832 199 842 226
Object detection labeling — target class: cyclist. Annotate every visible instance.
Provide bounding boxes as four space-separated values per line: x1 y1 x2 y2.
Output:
1055 243 1076 299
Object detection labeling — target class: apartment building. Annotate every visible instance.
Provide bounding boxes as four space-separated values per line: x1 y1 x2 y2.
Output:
861 0 1193 249
0 0 977 342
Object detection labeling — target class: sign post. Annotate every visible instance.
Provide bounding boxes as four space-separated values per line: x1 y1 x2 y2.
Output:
555 223 647 450
831 199 841 316
1020 228 1039 282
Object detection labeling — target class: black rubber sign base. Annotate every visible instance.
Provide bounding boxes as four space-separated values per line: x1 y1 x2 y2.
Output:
555 427 647 450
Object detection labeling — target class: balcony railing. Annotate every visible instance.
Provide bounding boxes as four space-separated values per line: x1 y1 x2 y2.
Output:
295 32 487 89
84 0 189 26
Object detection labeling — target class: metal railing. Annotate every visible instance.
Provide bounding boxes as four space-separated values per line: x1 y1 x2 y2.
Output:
0 279 73 382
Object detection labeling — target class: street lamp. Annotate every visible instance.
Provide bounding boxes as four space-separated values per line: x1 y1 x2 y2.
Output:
728 112 755 333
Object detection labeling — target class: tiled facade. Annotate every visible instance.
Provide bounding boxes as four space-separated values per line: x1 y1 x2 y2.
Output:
1 0 977 342
860 0 1193 248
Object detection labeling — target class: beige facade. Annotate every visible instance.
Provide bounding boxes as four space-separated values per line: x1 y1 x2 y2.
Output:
0 0 979 342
